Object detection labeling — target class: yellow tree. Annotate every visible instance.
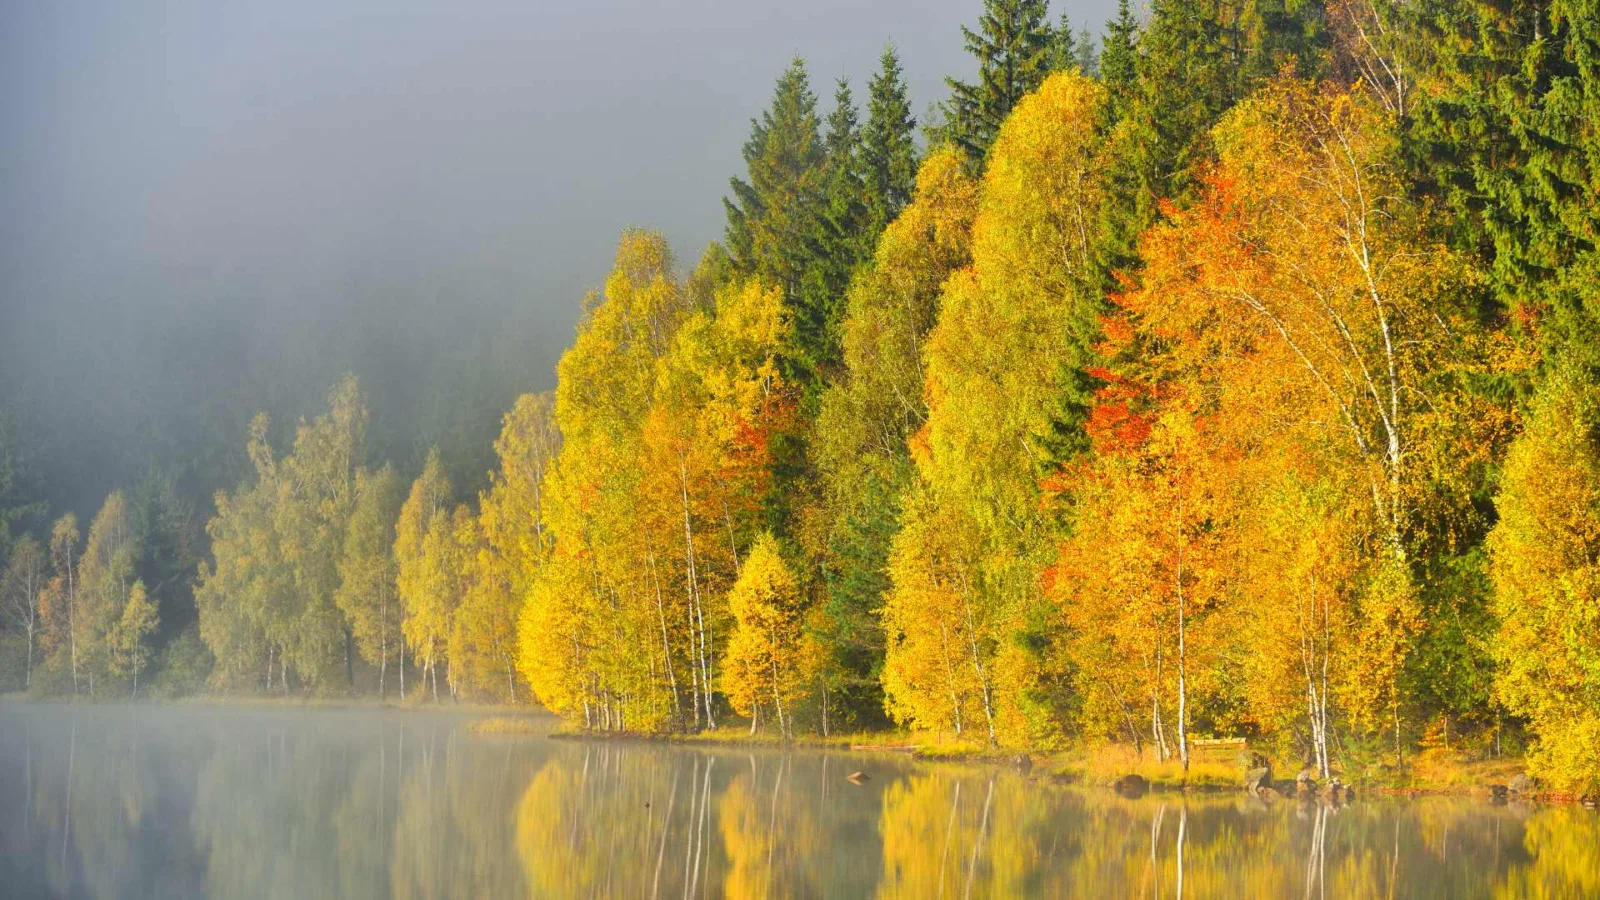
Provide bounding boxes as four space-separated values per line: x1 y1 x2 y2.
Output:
196 413 285 692
1053 407 1234 770
2 537 46 690
884 71 1108 748
1232 456 1365 777
77 490 138 697
107 580 158 698
520 230 693 729
1125 76 1478 751
640 275 790 731
335 465 403 696
279 374 368 691
722 532 806 736
450 511 521 702
880 486 989 739
1487 364 1600 793
396 448 454 701
478 392 558 599
38 514 80 691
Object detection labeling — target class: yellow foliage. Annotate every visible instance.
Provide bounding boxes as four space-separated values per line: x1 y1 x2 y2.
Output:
1488 365 1600 793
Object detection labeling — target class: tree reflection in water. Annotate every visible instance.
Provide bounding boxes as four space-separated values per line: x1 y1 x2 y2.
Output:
1 704 1597 898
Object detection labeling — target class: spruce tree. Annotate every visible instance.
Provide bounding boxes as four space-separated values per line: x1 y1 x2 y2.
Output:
1402 0 1600 354
797 80 871 375
1049 13 1098 75
723 57 826 305
1098 0 1139 116
944 0 1054 162
860 45 919 234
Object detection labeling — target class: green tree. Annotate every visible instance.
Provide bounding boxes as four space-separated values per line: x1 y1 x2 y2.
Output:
860 45 919 234
725 58 826 303
944 0 1055 162
1400 0 1600 338
1050 14 1097 74
1098 0 1140 116
811 147 979 727
797 78 871 374
0 409 44 564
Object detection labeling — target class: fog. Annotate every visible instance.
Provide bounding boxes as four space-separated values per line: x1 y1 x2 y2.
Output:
0 0 1116 520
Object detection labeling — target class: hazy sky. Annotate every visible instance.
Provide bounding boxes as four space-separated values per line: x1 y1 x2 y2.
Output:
0 0 1113 509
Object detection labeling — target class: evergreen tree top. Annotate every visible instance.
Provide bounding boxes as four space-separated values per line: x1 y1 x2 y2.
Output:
944 0 1054 162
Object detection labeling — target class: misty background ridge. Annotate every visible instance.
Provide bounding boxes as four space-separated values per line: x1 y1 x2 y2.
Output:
0 0 1112 525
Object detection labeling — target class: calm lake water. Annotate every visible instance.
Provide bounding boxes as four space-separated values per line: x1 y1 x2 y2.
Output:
1 703 1596 898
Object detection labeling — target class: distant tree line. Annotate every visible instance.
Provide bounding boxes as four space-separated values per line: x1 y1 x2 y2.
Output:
4 0 1599 794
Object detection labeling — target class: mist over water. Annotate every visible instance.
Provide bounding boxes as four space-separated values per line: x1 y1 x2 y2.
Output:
2 703 1595 898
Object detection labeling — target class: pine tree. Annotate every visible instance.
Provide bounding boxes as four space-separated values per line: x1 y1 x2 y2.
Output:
1049 14 1098 75
1402 0 1600 352
944 0 1054 163
796 79 870 374
724 58 826 302
1098 0 1140 117
860 45 919 234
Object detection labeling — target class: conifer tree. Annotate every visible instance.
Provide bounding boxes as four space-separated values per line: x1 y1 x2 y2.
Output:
797 79 870 374
724 58 826 303
1050 14 1097 74
944 0 1055 162
1402 0 1600 351
860 46 919 235
1098 0 1140 117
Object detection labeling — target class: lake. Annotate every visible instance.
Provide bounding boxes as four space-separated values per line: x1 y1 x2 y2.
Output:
1 703 1595 898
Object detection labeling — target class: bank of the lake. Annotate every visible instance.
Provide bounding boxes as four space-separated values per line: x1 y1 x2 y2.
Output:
541 723 1582 804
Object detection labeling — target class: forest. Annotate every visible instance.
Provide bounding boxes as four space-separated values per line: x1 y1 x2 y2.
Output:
2 0 1599 794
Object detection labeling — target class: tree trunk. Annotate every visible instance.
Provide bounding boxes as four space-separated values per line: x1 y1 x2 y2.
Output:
680 465 716 732
649 553 681 724
939 621 963 736
66 559 78 697
1175 486 1189 774
957 575 995 746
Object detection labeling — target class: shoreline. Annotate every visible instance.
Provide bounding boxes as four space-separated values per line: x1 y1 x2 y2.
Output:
8 695 1588 806
544 724 1589 805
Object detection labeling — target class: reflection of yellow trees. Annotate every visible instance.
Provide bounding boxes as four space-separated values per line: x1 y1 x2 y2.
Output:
872 775 1600 899
877 771 1066 899
718 757 821 899
1495 806 1600 899
515 745 696 899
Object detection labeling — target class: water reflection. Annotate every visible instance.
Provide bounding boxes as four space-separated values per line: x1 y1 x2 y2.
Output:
1 703 1597 898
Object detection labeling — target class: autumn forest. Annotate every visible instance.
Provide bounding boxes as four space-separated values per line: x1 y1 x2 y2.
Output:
4 0 1600 796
